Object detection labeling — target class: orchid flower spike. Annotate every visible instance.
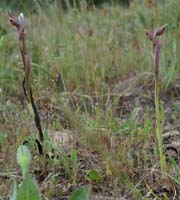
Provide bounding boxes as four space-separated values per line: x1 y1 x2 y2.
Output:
145 24 167 42
145 24 167 76
8 12 25 39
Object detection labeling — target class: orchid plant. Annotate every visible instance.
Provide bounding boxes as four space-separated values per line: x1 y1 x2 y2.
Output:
9 13 44 155
145 25 167 175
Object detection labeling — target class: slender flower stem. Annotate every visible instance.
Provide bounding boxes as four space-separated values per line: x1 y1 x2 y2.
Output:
9 13 44 155
155 76 166 174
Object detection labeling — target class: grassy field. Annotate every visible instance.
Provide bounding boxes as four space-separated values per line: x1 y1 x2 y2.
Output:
0 0 180 199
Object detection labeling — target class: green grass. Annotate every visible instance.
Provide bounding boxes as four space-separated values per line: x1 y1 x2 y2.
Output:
1 1 180 95
0 0 180 199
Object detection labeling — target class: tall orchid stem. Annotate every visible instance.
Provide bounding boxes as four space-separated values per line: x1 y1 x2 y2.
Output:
9 13 44 155
155 75 166 174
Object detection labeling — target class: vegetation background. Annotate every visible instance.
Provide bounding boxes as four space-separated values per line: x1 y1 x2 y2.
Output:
0 0 179 199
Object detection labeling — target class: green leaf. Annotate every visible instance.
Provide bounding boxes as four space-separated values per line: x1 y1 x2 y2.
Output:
17 145 31 177
10 178 18 200
87 169 102 183
17 173 41 200
71 149 77 174
71 149 77 165
69 185 91 200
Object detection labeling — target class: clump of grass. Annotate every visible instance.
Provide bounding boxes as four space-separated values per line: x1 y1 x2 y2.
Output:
145 25 167 175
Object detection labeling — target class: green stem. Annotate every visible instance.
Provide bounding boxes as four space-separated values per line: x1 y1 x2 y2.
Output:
155 76 166 174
